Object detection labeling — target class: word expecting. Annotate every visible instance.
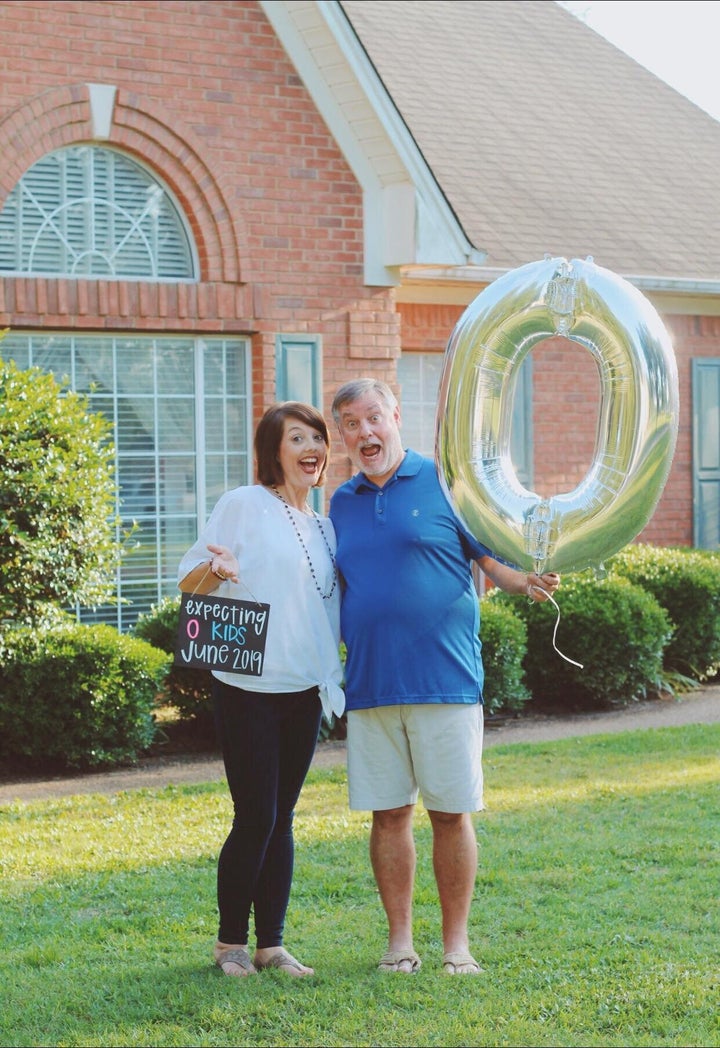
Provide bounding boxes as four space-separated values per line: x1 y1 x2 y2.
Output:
175 595 271 676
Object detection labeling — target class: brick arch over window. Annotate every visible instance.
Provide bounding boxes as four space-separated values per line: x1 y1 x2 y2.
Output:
0 83 246 284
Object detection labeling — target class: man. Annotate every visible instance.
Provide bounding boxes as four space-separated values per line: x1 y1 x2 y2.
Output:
329 378 559 975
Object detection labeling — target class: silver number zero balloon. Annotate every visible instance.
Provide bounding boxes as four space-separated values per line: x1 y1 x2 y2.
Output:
435 256 679 575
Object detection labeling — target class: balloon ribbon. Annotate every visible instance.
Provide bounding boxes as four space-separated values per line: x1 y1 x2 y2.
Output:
529 585 584 669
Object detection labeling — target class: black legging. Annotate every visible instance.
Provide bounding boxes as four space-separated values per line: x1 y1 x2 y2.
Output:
212 679 322 948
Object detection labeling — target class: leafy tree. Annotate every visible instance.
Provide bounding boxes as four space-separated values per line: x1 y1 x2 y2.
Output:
0 354 122 630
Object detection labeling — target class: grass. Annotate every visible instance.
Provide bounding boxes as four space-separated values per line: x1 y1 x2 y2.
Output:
1 724 718 1048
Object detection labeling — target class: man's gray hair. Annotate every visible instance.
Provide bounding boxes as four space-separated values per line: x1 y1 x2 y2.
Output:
331 378 398 422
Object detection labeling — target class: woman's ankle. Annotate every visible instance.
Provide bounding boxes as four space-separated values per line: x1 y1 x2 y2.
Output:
214 940 248 960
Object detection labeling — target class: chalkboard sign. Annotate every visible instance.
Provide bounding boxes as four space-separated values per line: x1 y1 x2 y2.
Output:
175 594 271 677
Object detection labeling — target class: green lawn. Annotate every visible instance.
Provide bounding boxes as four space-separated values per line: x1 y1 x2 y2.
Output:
1 724 718 1047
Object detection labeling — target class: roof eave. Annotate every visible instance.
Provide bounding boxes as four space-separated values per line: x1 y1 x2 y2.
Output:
400 263 720 291
396 265 720 314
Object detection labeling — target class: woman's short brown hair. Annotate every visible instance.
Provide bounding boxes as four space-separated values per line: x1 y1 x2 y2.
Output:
255 401 331 487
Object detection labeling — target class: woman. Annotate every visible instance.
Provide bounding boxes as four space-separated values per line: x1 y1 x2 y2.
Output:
178 401 344 978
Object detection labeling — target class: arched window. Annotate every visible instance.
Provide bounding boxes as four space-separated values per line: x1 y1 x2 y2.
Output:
0 146 250 629
0 145 195 279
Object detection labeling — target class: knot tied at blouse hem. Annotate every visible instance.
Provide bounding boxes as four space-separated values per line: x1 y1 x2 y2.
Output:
319 680 345 721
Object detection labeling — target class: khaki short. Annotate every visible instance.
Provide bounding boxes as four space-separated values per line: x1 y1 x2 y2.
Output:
346 703 484 813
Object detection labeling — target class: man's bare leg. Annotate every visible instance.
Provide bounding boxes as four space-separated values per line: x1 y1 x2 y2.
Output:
428 809 482 974
370 804 420 972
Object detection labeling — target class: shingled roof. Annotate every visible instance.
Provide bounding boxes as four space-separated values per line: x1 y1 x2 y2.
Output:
339 0 720 285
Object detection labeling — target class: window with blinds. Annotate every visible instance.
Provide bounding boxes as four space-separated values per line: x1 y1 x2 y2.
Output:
397 352 445 457
397 351 533 487
2 332 252 630
0 146 195 279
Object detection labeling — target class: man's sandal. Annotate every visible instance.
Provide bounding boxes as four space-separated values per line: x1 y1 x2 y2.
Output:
214 946 256 976
377 949 422 973
253 948 314 976
442 950 484 975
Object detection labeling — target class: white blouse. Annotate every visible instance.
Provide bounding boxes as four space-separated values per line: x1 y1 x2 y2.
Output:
177 485 345 722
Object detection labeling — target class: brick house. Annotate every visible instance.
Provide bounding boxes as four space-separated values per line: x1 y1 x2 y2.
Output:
0 0 717 628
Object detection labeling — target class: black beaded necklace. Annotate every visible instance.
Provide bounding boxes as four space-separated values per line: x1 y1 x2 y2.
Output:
270 485 338 600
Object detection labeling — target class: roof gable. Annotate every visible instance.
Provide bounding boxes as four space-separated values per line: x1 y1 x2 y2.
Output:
261 0 484 285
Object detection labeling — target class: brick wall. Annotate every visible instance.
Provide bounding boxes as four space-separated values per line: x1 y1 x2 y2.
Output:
0 0 396 497
0 0 716 546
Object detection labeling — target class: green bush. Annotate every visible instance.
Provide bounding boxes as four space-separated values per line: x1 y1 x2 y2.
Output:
132 595 213 723
0 357 123 629
0 622 170 769
488 574 672 709
607 543 720 682
479 596 530 716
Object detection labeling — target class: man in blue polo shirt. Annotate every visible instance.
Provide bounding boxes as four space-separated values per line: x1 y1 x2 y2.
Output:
329 377 559 976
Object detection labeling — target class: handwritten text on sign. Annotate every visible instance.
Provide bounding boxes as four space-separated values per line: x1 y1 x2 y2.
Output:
175 595 270 676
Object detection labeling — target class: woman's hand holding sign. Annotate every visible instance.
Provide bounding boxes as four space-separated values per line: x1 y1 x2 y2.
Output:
207 543 240 585
176 544 240 595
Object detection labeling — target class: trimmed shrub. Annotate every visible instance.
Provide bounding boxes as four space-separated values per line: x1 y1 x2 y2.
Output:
479 596 530 716
0 623 170 769
132 596 213 723
0 357 122 629
488 574 672 709
607 544 720 682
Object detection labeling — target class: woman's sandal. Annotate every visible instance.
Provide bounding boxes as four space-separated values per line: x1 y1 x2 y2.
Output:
442 950 484 975
377 949 422 973
214 946 257 977
253 948 314 977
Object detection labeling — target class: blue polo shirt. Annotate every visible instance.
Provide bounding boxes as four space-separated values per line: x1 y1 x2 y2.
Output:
329 450 492 711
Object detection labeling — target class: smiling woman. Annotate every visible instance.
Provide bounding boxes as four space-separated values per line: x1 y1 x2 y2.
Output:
176 399 345 980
